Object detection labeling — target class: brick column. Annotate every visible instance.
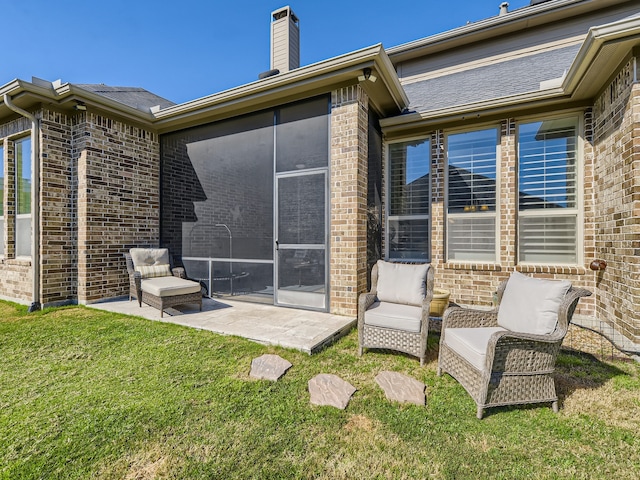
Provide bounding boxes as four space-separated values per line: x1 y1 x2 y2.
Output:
330 85 369 316
499 118 517 268
592 57 640 343
430 129 445 267
40 110 76 306
76 112 160 304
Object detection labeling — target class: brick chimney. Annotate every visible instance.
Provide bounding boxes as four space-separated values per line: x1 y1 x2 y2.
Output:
271 6 300 73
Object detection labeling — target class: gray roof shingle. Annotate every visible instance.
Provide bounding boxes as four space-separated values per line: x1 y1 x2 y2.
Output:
402 44 581 112
75 84 175 112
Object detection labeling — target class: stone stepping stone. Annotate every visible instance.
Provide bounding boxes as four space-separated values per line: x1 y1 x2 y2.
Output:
308 374 356 410
249 354 292 381
375 371 426 406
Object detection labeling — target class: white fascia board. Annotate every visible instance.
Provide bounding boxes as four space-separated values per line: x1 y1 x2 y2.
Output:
54 83 155 122
0 78 155 124
380 87 568 131
386 0 633 62
373 47 410 110
382 13 640 132
562 14 640 93
387 0 589 59
153 44 407 122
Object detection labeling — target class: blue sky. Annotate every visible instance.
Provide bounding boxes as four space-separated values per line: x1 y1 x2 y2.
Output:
3 0 532 105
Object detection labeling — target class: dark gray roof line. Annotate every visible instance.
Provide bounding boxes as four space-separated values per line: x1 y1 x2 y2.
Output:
75 84 176 112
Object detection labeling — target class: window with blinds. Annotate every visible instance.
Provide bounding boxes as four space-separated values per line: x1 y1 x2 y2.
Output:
387 138 430 261
446 128 498 262
16 137 31 257
518 118 578 264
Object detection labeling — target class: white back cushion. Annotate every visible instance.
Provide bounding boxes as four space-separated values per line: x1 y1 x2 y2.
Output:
130 248 170 268
375 260 430 306
497 271 571 335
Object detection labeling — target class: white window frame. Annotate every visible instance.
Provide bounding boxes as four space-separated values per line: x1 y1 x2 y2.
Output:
445 125 500 264
385 135 431 262
516 113 583 266
15 136 32 259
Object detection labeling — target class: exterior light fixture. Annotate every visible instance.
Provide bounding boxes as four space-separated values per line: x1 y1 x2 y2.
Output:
74 102 87 111
358 68 377 83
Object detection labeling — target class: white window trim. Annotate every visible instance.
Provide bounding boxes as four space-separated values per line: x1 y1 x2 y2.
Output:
384 135 431 262
444 125 501 264
14 135 33 259
516 113 584 266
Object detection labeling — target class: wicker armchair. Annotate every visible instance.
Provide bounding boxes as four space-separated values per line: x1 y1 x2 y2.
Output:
437 272 591 418
124 248 202 318
358 260 434 366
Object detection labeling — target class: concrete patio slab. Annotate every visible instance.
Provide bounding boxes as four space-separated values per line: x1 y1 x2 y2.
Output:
88 297 355 355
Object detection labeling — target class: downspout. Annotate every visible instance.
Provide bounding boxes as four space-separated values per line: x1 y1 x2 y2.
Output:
3 94 41 312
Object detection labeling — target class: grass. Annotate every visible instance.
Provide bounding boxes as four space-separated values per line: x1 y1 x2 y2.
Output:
1 300 639 479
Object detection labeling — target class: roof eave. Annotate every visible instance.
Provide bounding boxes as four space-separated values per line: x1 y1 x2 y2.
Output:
152 44 408 133
562 14 640 97
0 79 156 124
380 88 570 134
387 0 630 64
382 13 640 135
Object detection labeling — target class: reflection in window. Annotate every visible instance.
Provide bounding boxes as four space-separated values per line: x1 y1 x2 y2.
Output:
447 128 498 262
16 138 31 257
387 139 430 261
518 118 578 264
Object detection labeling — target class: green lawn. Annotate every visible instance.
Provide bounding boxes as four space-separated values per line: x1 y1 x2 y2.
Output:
1 301 639 479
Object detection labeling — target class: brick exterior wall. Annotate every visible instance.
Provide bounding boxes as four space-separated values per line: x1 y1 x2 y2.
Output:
0 117 34 303
592 56 640 343
0 107 160 307
75 112 160 304
40 110 76 306
382 113 597 316
0 66 636 349
330 85 369 316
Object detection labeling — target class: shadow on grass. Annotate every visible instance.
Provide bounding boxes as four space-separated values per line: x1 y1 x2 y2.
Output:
554 348 626 406
360 334 441 366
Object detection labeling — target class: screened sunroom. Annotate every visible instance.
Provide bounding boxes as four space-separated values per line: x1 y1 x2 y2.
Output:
160 96 331 311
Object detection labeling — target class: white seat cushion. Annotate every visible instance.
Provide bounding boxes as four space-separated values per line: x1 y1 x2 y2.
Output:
141 276 201 298
364 301 422 333
375 260 430 306
497 272 571 335
444 327 507 371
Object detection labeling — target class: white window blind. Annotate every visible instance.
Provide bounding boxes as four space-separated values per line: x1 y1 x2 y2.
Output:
518 118 578 264
387 139 430 261
16 138 31 257
447 128 498 262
